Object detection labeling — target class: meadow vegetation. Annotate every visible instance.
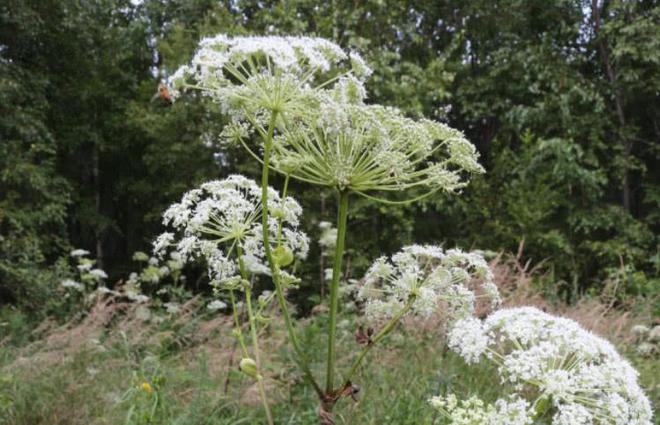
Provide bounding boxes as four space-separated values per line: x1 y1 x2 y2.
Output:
1 255 657 424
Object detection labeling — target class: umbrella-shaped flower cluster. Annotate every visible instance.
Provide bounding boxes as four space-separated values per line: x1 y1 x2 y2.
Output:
153 174 308 287
169 35 370 133
429 394 532 425
445 307 653 425
170 35 483 203
356 245 500 320
273 101 484 198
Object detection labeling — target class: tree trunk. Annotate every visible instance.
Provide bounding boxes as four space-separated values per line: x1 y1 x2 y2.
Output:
591 0 631 212
93 142 103 268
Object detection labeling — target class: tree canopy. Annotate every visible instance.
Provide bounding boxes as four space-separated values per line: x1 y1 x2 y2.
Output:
1 0 658 309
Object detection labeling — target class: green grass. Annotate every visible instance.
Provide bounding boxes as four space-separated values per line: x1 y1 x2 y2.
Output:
0 308 658 424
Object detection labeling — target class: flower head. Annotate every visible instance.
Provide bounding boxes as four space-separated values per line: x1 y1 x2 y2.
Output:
356 245 499 320
273 100 484 200
70 249 90 257
207 299 228 311
630 324 650 336
61 279 84 291
318 221 337 254
447 307 653 425
429 394 532 425
169 35 369 122
88 269 108 281
140 382 153 394
153 175 308 288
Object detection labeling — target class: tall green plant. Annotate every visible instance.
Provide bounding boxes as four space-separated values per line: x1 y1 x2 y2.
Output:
165 34 498 421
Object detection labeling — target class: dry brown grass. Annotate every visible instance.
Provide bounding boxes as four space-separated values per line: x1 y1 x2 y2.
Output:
488 242 655 345
3 248 654 395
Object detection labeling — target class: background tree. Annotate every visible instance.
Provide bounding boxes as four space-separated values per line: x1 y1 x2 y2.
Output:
1 0 657 311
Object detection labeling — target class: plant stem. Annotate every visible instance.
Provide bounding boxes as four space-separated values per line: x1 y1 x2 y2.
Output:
260 112 324 398
236 247 274 425
342 294 417 386
325 190 349 394
229 289 249 358
277 174 290 245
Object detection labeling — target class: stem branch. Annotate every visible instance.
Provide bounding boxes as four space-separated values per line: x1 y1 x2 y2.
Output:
236 247 274 425
260 112 324 398
342 294 417 386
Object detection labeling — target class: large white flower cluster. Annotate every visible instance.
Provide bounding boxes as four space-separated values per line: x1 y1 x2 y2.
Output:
356 245 500 320
446 307 653 425
178 34 370 82
169 35 370 127
171 34 483 201
275 101 484 194
153 175 308 287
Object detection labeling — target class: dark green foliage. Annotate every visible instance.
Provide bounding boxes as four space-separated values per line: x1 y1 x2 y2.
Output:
0 59 70 308
1 0 658 310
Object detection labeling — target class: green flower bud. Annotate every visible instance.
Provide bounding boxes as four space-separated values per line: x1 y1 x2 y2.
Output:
239 358 260 380
272 246 294 267
270 207 286 220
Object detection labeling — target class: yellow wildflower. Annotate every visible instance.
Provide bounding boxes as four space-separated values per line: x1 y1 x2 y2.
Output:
140 381 153 394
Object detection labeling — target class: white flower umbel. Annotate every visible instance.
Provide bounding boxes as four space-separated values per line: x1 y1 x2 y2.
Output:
447 307 653 425
429 394 532 425
70 249 90 257
207 299 228 311
356 245 500 321
61 279 84 291
153 176 297 425
169 34 370 137
88 269 108 281
274 100 484 200
318 221 337 255
154 174 308 287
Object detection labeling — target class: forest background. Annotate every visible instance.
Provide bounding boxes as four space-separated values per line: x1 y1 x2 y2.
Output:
1 0 659 328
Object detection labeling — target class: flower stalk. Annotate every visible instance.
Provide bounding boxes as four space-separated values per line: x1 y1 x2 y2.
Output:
260 111 324 398
236 245 274 425
342 293 417 386
228 289 249 358
325 190 349 395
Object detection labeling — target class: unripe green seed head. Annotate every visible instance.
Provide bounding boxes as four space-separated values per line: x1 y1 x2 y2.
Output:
239 358 260 380
272 246 294 267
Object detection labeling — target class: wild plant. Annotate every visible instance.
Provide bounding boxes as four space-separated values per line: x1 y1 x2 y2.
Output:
57 249 156 319
129 250 189 313
154 34 652 424
56 249 109 316
439 307 653 424
119 357 168 424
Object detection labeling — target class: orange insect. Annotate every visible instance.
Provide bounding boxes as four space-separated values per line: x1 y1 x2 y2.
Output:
151 83 173 104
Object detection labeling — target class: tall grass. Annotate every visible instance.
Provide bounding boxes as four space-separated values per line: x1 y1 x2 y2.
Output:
1 255 657 424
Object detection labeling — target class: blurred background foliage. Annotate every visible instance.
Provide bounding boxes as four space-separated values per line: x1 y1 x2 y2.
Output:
1 0 658 313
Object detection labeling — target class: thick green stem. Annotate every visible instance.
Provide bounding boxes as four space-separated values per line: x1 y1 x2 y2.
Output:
342 294 417 386
325 190 350 394
260 112 324 398
237 247 274 425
